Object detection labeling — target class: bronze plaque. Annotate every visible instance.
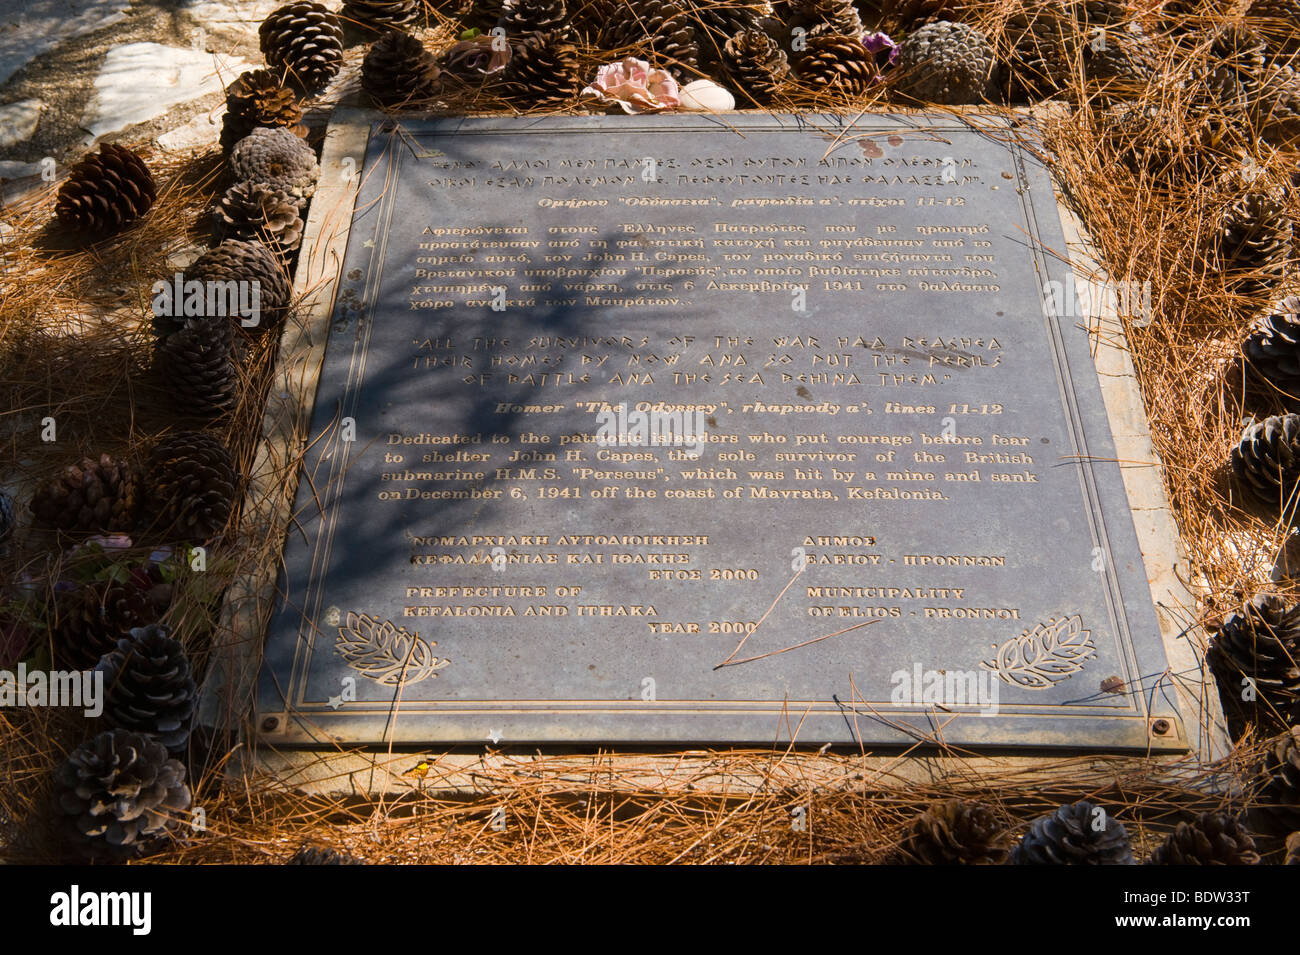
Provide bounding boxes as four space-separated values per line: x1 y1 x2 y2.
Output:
254 113 1185 751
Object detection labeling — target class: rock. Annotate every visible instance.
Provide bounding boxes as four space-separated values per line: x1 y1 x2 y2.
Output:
183 0 284 37
677 79 735 113
0 0 129 87
0 99 42 148
157 108 224 151
79 42 250 141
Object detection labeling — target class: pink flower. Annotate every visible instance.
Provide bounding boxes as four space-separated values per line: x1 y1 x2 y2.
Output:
582 57 680 114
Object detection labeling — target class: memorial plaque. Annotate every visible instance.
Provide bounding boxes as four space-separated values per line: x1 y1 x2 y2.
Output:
255 112 1187 751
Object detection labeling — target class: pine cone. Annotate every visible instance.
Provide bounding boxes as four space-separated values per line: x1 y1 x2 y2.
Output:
1256 63 1300 149
893 20 994 105
795 34 880 95
496 0 576 41
691 2 767 66
1148 812 1260 864
722 28 790 103
461 0 508 29
30 453 141 536
599 0 699 77
1287 830 1300 863
362 31 443 109
1247 0 1300 57
229 126 320 200
502 31 582 107
1216 186 1292 296
897 799 1012 864
0 489 13 545
55 144 156 236
1101 104 1230 182
97 624 197 753
1208 594 1300 736
1255 726 1300 836
1010 800 1136 864
143 432 237 544
1244 295 1300 396
788 0 862 38
219 70 306 153
1200 23 1268 115
1083 23 1160 103
214 181 305 257
55 729 190 861
440 35 512 81
53 576 161 671
189 239 292 333
1071 0 1139 25
157 317 239 417
1005 9 1072 101
1160 0 1205 36
1230 414 1300 512
342 0 420 30
882 0 970 29
259 1 345 92
286 843 366 864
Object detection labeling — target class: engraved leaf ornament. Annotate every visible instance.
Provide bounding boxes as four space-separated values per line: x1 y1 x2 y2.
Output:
981 614 1095 689
336 612 450 686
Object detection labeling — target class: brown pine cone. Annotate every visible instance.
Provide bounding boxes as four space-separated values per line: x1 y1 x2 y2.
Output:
496 0 576 41
361 31 443 109
1207 593 1300 737
722 28 790 103
795 33 879 95
1198 22 1268 116
259 1 345 92
1247 0 1300 57
53 576 161 672
1216 182 1292 296
214 181 305 257
1082 22 1161 103
189 239 292 333
30 454 141 536
1243 296 1300 397
690 1 766 66
55 729 190 861
898 799 1013 864
1011 800 1136 865
97 624 197 754
220 70 306 153
502 31 582 108
143 432 238 545
156 317 239 418
599 0 699 77
1004 7 1073 102
881 0 970 29
286 843 366 864
229 126 320 200
1253 726 1300 837
342 0 421 31
1256 62 1300 149
55 144 156 236
1148 812 1261 864
893 19 994 104
788 0 862 38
